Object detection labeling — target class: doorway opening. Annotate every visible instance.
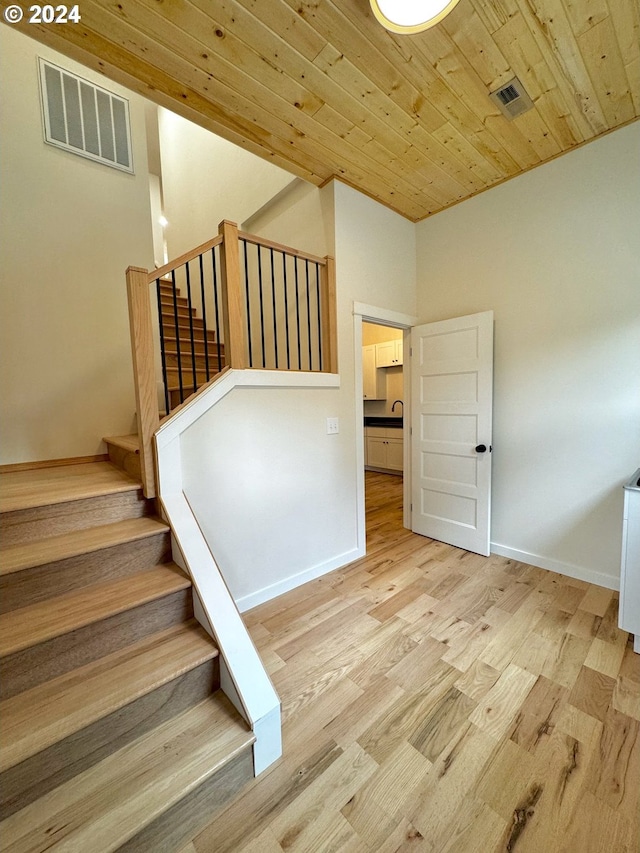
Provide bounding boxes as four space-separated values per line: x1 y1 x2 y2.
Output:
362 321 406 548
353 303 418 558
363 321 404 472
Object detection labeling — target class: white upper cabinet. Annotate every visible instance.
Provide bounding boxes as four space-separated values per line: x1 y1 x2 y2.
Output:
375 339 403 368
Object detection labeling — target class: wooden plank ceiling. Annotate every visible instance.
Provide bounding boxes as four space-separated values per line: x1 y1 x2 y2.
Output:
4 0 638 221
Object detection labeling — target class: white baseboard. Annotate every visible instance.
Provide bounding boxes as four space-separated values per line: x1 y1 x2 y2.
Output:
490 542 620 591
236 546 365 612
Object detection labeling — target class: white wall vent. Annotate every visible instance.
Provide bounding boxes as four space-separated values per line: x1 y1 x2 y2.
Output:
38 58 134 173
489 76 534 121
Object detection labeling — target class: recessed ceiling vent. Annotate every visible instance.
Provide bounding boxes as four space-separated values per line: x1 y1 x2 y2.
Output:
489 76 534 121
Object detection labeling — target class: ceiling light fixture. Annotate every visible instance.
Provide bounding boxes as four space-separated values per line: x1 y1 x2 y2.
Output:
369 0 461 33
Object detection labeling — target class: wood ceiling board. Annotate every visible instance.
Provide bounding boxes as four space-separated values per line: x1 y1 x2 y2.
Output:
16 17 329 186
85 0 451 214
2 0 637 222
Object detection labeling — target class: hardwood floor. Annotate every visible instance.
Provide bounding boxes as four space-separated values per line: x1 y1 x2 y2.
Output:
182 472 640 853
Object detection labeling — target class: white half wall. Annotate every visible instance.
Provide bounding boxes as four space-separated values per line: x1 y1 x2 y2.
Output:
180 380 356 610
158 108 295 258
415 123 640 588
0 26 155 464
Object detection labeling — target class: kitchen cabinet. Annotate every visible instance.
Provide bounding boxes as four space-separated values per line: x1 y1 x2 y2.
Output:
365 426 403 473
363 345 386 400
375 339 403 368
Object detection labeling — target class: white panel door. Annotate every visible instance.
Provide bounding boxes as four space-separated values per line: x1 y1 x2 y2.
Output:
411 311 493 556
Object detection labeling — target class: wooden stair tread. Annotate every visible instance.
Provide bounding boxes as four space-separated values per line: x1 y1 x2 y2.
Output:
0 462 140 514
102 435 140 454
1 694 253 853
0 621 219 773
0 516 168 576
0 563 190 657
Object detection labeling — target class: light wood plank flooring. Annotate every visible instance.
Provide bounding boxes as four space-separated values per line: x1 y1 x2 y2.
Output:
182 472 640 853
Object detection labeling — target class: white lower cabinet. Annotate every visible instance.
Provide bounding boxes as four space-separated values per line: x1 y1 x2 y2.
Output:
365 427 403 473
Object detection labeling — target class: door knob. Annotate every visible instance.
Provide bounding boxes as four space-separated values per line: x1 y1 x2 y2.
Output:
475 444 487 453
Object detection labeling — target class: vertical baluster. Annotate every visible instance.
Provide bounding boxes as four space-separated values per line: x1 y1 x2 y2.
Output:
305 259 312 371
185 261 198 393
242 239 252 368
294 257 302 370
199 253 210 382
270 247 279 369
283 252 291 370
257 244 266 368
156 278 170 416
171 269 184 405
315 262 322 371
212 247 223 373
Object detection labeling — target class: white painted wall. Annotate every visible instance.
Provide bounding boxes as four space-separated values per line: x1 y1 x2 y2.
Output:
333 182 417 320
158 109 295 258
415 123 640 588
0 27 155 464
180 382 355 609
178 180 417 608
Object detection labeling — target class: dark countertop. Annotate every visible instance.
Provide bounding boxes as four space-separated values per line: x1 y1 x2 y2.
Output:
364 417 403 429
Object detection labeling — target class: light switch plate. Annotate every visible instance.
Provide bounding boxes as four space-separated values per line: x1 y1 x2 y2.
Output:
326 417 339 434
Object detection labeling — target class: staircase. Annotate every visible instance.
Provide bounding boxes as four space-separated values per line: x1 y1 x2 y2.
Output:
158 279 226 412
0 447 254 851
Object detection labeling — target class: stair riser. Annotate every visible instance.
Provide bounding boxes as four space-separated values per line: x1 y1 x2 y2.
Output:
0 657 219 820
105 443 142 481
161 314 209 332
169 387 203 409
0 532 171 615
0 490 149 548
0 586 193 700
165 352 225 371
159 300 194 318
163 335 218 352
120 746 254 853
167 369 222 386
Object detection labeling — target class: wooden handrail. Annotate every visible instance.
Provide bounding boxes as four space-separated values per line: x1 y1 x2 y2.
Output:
147 235 223 284
237 231 328 266
126 266 159 498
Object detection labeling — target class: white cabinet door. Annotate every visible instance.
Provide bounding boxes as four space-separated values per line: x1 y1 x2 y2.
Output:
367 436 388 468
386 438 404 471
411 311 493 556
363 346 386 400
376 340 403 367
365 428 403 472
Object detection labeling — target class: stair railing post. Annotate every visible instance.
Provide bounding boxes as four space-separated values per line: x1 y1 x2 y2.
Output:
320 256 338 374
126 266 160 498
218 220 247 369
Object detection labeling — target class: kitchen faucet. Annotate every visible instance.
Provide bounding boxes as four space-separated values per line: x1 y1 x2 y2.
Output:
391 400 403 414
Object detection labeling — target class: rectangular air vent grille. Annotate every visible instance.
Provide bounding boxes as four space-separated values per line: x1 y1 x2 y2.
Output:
38 59 133 173
489 77 534 121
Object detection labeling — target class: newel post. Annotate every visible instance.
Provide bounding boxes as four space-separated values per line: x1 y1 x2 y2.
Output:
320 255 338 374
126 266 159 498
218 220 247 369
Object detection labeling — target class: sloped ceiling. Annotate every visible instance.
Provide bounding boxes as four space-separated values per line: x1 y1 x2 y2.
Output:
3 0 638 221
